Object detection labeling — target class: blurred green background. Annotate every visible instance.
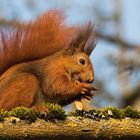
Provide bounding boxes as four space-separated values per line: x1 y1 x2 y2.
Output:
0 0 140 109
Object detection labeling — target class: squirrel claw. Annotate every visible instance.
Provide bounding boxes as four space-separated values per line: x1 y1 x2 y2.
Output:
81 91 85 94
92 86 98 91
83 95 92 100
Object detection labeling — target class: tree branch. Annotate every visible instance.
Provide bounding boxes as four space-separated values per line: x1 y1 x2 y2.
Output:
96 32 139 49
122 86 140 108
0 117 140 139
0 18 21 27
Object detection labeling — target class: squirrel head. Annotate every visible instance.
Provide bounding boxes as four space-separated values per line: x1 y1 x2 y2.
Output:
62 23 96 83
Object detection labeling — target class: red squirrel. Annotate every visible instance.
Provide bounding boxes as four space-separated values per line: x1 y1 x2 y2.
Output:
0 10 96 111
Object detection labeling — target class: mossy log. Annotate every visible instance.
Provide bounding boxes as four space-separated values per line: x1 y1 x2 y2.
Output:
0 117 140 140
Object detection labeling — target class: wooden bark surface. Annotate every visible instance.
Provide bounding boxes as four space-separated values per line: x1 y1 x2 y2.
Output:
0 117 140 140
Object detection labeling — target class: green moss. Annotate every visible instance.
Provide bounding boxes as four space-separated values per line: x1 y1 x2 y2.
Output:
0 103 66 122
0 110 9 122
1 105 140 122
104 107 125 119
42 103 66 120
69 106 140 120
9 107 38 122
123 106 140 119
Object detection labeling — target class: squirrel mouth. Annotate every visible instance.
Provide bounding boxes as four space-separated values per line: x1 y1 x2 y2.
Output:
73 75 82 83
72 74 97 91
77 76 82 83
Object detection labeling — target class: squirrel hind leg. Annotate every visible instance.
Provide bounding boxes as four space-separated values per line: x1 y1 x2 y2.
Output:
0 73 40 110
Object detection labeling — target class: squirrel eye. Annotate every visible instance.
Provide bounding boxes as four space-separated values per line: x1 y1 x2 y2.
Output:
79 58 85 65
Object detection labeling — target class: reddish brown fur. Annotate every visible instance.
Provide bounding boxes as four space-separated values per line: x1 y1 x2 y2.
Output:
0 73 39 110
0 10 96 111
0 10 76 75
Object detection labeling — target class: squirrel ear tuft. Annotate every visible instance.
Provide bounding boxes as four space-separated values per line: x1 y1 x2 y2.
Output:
76 24 93 53
63 22 94 56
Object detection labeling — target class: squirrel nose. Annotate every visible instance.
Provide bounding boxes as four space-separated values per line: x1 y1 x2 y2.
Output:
85 74 94 83
87 78 94 83
86 76 94 83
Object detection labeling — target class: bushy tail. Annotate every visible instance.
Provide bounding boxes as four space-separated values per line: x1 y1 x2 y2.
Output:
0 10 76 75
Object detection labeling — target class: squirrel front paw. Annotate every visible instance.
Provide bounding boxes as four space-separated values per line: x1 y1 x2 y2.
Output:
77 83 97 94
